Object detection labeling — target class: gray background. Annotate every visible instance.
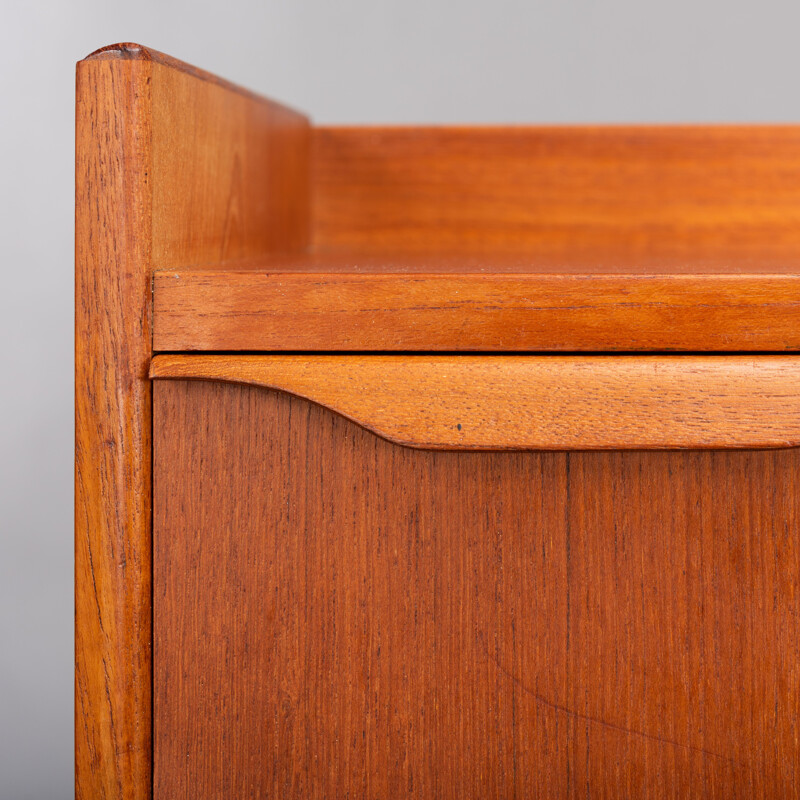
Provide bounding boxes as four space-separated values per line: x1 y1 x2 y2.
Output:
1 0 798 796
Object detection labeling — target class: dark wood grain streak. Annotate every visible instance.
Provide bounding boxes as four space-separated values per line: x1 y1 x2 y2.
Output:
75 43 310 799
153 379 800 798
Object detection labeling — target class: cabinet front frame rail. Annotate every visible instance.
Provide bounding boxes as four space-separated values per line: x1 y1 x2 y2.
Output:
153 270 800 353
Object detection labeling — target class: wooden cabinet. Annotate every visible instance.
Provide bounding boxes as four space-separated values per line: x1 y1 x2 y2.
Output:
76 44 800 799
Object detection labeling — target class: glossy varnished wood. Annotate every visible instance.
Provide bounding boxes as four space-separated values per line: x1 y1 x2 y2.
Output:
153 267 800 352
75 43 309 799
153 379 800 798
313 126 800 258
151 354 800 449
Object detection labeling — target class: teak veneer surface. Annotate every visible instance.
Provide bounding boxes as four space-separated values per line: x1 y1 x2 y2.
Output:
138 123 800 270
153 265 800 352
75 51 154 800
151 354 800 450
80 41 800 800
154 378 800 798
312 126 800 258
157 125 800 353
75 43 308 800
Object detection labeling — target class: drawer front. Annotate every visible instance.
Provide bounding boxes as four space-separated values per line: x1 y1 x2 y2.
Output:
152 357 800 798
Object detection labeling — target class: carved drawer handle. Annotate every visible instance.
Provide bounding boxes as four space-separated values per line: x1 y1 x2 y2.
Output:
151 354 800 451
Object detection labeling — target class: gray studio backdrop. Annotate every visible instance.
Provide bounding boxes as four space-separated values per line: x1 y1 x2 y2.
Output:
1 0 798 796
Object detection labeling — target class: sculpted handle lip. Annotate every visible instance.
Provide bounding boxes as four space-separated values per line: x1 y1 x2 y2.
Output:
149 354 800 451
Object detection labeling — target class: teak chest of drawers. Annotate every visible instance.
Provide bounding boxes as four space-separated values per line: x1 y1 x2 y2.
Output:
76 44 800 799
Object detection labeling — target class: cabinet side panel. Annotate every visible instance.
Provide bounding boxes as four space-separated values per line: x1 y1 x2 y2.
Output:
150 61 310 268
154 380 800 798
75 56 153 800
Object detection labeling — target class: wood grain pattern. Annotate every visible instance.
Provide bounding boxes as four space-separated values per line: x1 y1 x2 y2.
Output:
153 378 800 798
313 126 800 258
157 127 800 353
75 52 153 800
151 354 800 450
153 268 800 352
150 55 309 267
75 43 309 800
89 43 310 268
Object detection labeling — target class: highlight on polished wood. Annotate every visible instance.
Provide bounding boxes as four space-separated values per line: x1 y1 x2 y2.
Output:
75 43 309 800
150 354 800 450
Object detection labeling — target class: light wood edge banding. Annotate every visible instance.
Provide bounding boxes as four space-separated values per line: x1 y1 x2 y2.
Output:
150 355 800 450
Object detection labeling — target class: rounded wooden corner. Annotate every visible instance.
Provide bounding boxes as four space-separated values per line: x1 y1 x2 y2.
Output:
83 42 153 61
81 42 308 113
